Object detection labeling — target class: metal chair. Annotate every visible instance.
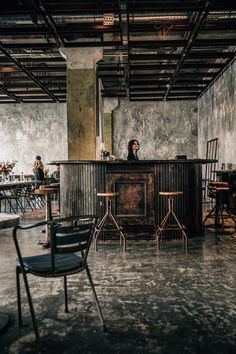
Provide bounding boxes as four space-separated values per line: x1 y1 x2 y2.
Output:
13 215 106 341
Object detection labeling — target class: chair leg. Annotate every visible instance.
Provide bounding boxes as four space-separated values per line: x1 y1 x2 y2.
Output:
220 204 236 232
171 210 187 237
109 213 126 251
85 265 106 332
20 269 40 341
171 210 188 243
64 276 68 313
16 267 23 327
203 204 217 224
94 211 109 251
156 210 171 243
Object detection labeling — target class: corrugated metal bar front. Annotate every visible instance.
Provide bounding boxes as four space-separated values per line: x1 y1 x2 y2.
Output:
60 162 105 217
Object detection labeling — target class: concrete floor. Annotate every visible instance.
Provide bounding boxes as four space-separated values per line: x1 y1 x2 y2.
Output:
0 206 236 354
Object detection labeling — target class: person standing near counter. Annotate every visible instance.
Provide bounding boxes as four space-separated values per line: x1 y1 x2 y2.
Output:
33 155 44 187
127 139 140 161
51 164 60 182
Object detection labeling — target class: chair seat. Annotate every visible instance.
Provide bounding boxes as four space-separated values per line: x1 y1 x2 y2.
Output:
18 253 83 276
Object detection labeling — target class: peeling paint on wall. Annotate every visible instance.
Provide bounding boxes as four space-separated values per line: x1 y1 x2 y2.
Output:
198 60 236 167
0 103 67 174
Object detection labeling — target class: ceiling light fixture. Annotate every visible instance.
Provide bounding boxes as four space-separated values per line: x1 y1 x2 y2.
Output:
103 13 114 26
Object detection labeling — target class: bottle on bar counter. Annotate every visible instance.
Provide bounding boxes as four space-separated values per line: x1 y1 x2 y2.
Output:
20 171 25 182
11 171 15 182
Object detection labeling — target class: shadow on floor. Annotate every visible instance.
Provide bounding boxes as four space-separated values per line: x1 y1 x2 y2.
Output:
0 208 236 354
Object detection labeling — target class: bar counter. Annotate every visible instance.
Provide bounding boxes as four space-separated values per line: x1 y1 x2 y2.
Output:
49 159 216 237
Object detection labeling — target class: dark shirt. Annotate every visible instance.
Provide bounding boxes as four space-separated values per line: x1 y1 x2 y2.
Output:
51 170 60 181
127 152 139 161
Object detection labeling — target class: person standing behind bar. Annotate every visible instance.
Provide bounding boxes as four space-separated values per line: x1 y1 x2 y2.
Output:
127 139 140 161
51 164 60 182
33 155 44 187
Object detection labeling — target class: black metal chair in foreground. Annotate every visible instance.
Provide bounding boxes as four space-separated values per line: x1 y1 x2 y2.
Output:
13 216 106 341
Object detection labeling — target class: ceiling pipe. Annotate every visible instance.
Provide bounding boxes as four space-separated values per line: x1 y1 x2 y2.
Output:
164 0 214 99
32 0 66 47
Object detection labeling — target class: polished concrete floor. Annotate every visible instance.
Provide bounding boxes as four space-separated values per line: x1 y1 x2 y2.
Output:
0 206 236 354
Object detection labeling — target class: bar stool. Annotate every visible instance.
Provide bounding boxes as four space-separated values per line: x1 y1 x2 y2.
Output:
94 192 126 251
203 181 236 233
156 191 187 247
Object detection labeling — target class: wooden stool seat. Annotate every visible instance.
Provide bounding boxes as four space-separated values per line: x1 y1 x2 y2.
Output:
34 188 58 195
94 192 126 251
159 191 183 196
156 191 187 248
97 192 118 197
209 181 228 186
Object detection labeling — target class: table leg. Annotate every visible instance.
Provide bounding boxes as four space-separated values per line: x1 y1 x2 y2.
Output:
0 312 9 331
45 195 52 243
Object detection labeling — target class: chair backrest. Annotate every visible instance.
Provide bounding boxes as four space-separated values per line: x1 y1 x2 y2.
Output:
50 217 97 269
204 138 218 178
228 173 236 191
13 216 97 274
203 138 219 200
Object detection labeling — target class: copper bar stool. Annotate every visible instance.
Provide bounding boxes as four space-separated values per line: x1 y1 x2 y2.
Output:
203 181 236 233
156 191 187 248
94 192 126 251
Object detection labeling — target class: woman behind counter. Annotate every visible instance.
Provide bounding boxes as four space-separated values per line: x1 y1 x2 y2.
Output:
127 139 140 161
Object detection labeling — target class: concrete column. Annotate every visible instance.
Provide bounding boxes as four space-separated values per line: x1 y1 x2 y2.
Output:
103 98 119 154
60 47 103 160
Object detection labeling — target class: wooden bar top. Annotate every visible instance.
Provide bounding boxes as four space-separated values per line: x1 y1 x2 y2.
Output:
48 158 217 165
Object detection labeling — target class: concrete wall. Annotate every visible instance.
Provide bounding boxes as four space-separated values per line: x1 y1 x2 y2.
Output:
198 60 236 168
0 103 67 174
112 99 198 160
0 59 235 172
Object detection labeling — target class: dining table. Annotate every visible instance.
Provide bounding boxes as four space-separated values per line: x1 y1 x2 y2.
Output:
0 181 35 214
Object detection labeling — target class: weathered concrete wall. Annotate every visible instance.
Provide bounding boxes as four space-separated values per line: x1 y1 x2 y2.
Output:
0 103 67 174
198 60 236 167
1 58 235 172
112 99 198 160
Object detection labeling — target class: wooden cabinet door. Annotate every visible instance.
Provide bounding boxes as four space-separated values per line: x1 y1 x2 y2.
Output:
106 172 155 226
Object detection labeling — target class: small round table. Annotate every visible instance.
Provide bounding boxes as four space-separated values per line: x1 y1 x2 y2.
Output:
34 187 58 244
0 213 20 331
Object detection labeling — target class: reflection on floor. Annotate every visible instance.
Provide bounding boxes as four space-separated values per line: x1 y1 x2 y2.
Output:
0 207 236 354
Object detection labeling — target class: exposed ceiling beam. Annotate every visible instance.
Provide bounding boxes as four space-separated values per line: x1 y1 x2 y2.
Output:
0 41 59 102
